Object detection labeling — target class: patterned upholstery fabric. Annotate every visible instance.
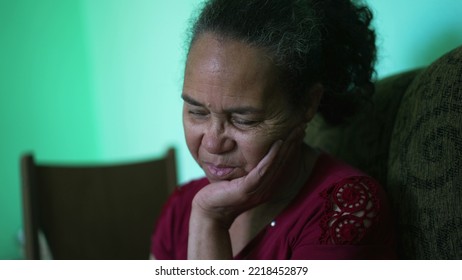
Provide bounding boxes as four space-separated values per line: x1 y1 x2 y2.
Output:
388 46 462 259
305 45 462 259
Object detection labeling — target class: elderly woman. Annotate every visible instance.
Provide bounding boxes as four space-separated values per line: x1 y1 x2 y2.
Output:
151 0 396 259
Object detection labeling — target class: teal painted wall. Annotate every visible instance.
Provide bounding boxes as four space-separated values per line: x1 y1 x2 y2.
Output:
368 0 462 77
0 0 100 259
1 0 461 259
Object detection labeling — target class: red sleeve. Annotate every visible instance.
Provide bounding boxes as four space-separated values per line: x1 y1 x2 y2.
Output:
292 176 396 259
150 188 184 260
150 178 208 260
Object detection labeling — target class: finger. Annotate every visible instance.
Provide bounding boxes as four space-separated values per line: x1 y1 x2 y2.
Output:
241 139 282 192
261 125 306 184
257 139 283 178
275 125 304 165
241 125 304 196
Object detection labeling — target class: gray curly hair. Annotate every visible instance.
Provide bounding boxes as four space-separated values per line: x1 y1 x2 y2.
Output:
187 0 376 124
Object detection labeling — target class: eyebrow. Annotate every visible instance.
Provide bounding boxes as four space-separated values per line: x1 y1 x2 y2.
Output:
181 94 264 115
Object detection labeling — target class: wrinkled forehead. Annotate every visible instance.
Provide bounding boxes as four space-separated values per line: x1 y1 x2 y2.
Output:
186 33 277 81
183 33 289 111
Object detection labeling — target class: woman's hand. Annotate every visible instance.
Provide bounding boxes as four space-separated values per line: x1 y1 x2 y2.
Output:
188 125 305 259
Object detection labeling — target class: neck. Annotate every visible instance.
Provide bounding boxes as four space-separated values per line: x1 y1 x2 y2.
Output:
229 144 319 255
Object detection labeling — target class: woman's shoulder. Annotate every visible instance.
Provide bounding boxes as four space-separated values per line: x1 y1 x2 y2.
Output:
312 152 374 184
317 175 383 244
260 152 396 259
309 152 394 248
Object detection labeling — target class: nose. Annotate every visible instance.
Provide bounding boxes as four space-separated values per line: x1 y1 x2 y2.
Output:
202 121 235 154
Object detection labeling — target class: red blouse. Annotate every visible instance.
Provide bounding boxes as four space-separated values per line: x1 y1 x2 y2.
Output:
151 153 396 259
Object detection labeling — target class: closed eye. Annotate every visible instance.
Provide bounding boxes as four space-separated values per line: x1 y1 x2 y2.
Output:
231 117 260 127
188 110 208 117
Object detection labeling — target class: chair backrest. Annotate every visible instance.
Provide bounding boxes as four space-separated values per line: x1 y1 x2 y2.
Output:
20 148 177 260
305 45 462 259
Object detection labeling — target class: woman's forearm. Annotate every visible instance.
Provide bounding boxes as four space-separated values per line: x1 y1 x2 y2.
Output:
187 208 234 259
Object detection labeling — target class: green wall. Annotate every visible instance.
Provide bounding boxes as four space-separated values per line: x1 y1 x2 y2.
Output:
0 0 100 259
369 0 462 78
1 0 461 259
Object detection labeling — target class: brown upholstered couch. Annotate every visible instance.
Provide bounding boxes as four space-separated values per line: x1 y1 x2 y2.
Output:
305 45 462 259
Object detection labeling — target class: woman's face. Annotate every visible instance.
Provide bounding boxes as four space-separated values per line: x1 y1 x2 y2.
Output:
182 33 303 183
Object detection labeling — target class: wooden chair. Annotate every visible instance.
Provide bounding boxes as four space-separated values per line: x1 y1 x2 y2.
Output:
20 148 177 260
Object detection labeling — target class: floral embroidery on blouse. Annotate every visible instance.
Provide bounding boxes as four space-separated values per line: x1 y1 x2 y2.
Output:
319 176 380 245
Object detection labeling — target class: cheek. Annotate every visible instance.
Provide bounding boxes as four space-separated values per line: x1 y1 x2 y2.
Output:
237 116 299 171
183 118 202 163
236 131 280 171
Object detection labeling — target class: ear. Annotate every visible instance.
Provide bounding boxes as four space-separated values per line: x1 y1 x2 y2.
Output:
304 83 324 122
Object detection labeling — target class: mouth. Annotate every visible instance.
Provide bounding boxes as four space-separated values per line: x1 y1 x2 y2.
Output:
202 163 236 181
